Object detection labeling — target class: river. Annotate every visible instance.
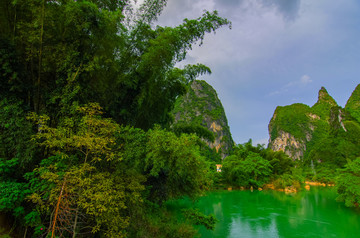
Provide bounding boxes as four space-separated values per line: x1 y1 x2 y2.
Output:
167 187 360 238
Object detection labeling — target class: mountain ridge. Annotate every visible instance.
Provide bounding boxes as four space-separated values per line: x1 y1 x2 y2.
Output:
268 84 360 166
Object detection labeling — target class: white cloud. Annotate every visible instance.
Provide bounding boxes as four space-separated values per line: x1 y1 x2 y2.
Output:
269 74 312 96
269 90 280 96
300 74 312 84
156 0 360 144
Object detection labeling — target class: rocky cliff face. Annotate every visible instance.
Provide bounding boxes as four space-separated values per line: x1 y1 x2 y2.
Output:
268 86 360 162
172 80 234 158
269 130 306 160
268 103 314 160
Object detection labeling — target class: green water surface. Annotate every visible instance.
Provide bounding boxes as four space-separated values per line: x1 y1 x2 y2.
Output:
169 187 360 238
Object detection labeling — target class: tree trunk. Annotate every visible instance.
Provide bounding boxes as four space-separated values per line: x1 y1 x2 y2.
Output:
36 0 45 113
72 207 79 238
51 180 66 238
23 226 27 238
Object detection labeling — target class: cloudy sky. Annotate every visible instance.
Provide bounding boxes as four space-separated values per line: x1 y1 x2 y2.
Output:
156 0 360 145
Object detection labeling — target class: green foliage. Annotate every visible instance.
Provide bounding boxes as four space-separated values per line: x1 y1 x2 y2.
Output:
0 99 35 163
231 140 293 176
0 0 230 236
1 0 230 127
223 152 272 188
182 208 218 230
145 127 210 203
25 105 146 237
172 80 234 156
111 11 230 129
200 147 222 164
304 110 360 170
269 86 360 183
223 141 298 189
270 104 311 141
273 174 295 189
290 166 305 183
311 87 337 119
0 157 30 217
172 122 215 142
114 126 148 170
126 205 198 238
0 180 29 214
336 158 360 207
28 103 119 163
0 38 26 100
173 80 226 122
312 167 337 184
345 84 360 122
264 150 294 175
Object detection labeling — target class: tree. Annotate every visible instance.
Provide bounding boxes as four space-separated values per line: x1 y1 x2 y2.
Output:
0 99 34 164
223 152 272 188
1 0 125 113
336 158 360 207
1 0 230 129
145 127 211 204
27 103 144 237
107 9 230 129
263 150 294 175
0 158 31 233
0 0 231 236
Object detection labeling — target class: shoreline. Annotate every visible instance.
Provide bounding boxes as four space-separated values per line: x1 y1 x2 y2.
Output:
221 180 336 194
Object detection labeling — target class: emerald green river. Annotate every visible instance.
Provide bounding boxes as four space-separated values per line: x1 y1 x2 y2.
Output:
168 187 360 238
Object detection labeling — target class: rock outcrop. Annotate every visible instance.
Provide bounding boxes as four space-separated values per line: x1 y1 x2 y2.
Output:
269 130 306 159
268 103 313 160
172 80 234 158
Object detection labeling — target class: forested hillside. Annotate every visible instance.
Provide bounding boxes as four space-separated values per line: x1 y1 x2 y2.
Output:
268 85 360 194
172 80 234 159
0 0 230 237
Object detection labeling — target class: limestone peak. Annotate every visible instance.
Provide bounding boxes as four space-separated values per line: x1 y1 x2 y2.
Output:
345 84 360 121
172 80 234 158
315 87 337 107
345 84 360 108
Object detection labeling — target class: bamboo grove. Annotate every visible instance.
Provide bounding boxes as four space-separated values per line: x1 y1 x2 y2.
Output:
0 0 231 237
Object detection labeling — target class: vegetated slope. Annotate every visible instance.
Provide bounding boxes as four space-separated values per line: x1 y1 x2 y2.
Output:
345 84 360 122
172 80 234 158
268 85 360 168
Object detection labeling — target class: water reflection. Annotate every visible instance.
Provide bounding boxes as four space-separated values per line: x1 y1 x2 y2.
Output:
187 187 360 238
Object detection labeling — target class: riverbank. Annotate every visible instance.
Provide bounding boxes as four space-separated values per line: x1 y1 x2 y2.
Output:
222 180 336 194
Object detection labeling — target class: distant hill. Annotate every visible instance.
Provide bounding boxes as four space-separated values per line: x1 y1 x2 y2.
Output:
268 85 360 167
172 80 234 158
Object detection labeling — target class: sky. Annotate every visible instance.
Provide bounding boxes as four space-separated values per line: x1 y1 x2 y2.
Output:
155 0 360 145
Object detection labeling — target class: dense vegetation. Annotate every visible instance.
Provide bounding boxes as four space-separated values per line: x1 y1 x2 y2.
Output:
172 80 234 157
0 0 231 237
269 85 360 207
221 140 302 190
1 0 360 236
269 103 311 141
